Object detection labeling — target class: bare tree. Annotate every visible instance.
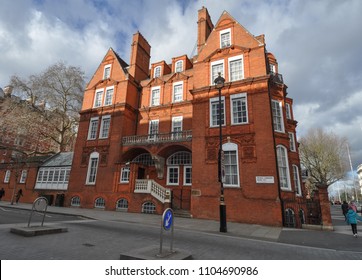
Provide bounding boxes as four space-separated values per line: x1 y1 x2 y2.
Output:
299 127 349 188
10 61 85 152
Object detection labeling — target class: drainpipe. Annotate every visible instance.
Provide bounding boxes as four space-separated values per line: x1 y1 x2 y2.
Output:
267 77 285 226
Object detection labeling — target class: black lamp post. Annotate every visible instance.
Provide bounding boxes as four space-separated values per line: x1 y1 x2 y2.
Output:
214 72 227 233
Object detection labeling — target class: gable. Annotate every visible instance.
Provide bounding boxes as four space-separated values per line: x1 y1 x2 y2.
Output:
197 11 264 62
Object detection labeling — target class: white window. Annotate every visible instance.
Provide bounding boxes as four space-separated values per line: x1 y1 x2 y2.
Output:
104 87 114 106
20 170 27 183
142 201 156 213
286 103 292 119
94 197 105 208
86 152 99 185
4 170 10 183
184 166 192 186
211 59 224 85
99 115 111 139
172 81 183 103
175 60 183 72
223 143 240 187
220 28 231 48
272 100 284 132
228 55 244 81
277 146 291 190
154 66 161 78
116 198 128 211
71 196 80 207
269 64 276 74
103 64 111 79
88 117 99 140
167 166 179 185
231 93 248 125
293 165 302 196
94 89 104 108
150 86 160 106
120 167 130 183
289 132 296 152
210 96 225 127
148 120 159 140
172 116 183 139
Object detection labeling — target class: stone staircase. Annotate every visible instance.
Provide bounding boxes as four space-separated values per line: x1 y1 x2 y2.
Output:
173 209 192 218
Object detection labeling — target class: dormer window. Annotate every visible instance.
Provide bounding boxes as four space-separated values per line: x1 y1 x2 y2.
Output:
220 28 231 48
103 64 111 79
269 64 276 74
175 60 183 73
154 66 161 78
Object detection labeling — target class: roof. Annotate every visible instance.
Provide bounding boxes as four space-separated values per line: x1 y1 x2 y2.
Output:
41 152 74 167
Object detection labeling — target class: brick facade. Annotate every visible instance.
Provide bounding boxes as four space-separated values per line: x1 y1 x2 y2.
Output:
66 7 306 227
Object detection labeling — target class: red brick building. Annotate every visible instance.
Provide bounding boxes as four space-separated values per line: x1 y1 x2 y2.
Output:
66 7 305 227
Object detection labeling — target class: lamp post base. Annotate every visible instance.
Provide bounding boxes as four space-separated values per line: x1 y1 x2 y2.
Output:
219 203 227 232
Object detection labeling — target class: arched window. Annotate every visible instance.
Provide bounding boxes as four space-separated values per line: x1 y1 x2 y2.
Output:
285 208 295 228
86 152 99 185
142 201 156 214
94 197 105 208
116 198 128 211
293 165 302 195
132 153 155 166
167 151 192 165
222 142 239 187
276 145 291 190
71 196 80 207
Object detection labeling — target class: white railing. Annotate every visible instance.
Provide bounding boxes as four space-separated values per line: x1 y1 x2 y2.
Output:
122 130 192 146
134 179 171 203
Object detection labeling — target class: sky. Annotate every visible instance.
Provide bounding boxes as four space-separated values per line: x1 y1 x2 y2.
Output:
1 0 362 178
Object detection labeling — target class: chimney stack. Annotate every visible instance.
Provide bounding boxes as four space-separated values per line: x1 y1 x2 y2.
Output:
197 6 214 54
128 32 151 82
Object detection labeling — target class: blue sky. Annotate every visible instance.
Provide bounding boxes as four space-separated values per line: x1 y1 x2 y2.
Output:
1 0 362 179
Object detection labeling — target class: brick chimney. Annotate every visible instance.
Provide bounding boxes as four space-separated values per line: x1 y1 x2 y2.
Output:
128 32 151 82
197 6 214 54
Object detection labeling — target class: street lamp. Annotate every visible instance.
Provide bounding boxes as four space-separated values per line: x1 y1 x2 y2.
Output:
214 72 227 233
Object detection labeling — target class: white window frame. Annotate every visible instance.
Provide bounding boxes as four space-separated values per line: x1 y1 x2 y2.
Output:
154 66 161 78
286 103 292 119
148 120 159 140
230 93 248 125
94 197 105 208
210 96 225 127
272 100 285 133
86 152 99 185
104 86 114 106
210 59 225 85
172 116 183 139
116 198 128 211
172 81 183 103
289 132 296 152
183 165 192 186
94 89 104 108
19 170 27 183
103 64 111 79
277 145 291 191
99 115 111 139
167 166 179 185
71 196 80 207
120 167 130 183
150 86 160 106
228 55 244 82
4 170 10 183
293 165 302 196
220 28 231 48
175 60 183 72
87 117 99 140
223 142 240 187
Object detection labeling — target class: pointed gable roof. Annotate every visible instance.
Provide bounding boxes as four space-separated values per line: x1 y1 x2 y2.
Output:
86 47 129 89
196 10 265 62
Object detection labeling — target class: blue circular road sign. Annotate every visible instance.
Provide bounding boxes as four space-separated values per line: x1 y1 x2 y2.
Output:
162 208 173 231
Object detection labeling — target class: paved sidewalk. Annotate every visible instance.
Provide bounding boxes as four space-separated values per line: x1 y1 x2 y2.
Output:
1 201 361 254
